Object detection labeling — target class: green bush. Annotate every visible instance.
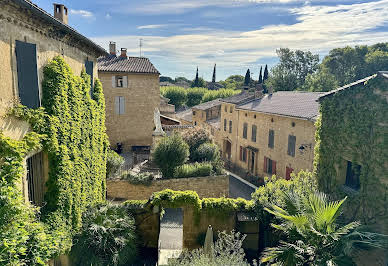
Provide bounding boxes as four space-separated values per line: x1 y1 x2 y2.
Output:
174 162 213 178
71 203 137 266
160 86 187 108
123 172 154 186
186 87 208 107
107 149 125 178
202 89 240 102
192 142 219 162
181 127 212 157
153 134 189 178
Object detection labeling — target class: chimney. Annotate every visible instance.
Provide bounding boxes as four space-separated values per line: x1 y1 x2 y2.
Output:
109 42 116 56
120 48 127 59
53 3 68 24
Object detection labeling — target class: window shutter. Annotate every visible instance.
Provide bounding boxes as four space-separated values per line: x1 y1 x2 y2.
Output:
244 148 247 162
272 160 276 175
287 135 296 157
263 157 267 172
15 40 40 109
115 96 120 114
239 146 242 161
123 76 128 88
119 97 125 114
112 76 116 88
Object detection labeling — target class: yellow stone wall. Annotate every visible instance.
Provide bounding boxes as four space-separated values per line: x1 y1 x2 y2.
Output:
99 72 160 151
218 102 316 178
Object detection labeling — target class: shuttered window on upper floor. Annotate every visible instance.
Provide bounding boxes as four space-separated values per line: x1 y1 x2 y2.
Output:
268 129 274 149
15 40 40 109
85 60 94 95
251 125 257 142
112 75 128 88
243 123 248 139
287 135 296 157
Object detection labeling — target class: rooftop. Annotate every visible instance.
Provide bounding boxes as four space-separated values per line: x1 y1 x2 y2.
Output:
220 91 255 105
176 109 193 122
13 0 106 55
238 91 324 121
206 117 220 129
191 99 222 110
98 55 160 74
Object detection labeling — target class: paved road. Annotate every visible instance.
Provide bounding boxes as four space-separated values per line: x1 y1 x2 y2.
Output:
228 172 258 200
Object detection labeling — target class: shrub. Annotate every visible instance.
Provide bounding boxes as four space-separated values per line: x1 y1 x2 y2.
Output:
186 87 208 107
71 202 137 266
202 89 240 102
153 134 189 178
192 142 219 162
160 86 187 108
174 162 213 178
123 172 154 186
106 149 125 178
181 127 212 157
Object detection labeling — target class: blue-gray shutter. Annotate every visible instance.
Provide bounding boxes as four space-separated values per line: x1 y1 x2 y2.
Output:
85 60 93 95
15 40 40 109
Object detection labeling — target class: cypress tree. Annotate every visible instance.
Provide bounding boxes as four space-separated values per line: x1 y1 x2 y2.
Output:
263 64 269 82
244 69 251 86
194 66 199 87
258 66 263 84
212 64 216 83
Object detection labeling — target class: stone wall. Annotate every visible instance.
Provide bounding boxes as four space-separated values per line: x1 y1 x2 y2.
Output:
107 175 229 200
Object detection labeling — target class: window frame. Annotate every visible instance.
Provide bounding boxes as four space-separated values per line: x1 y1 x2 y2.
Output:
243 122 248 139
287 135 296 157
229 120 232 133
268 129 274 148
251 125 257 142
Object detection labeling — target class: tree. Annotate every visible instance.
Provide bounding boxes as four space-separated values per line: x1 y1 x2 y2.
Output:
106 149 124 178
258 66 263 84
265 49 319 91
153 134 189 178
160 86 187 108
160 76 174 83
187 87 207 107
260 192 387 265
244 69 251 86
212 64 216 83
302 66 339 92
193 66 199 87
219 75 244 90
71 203 137 266
192 142 220 162
192 77 207 88
181 127 212 159
263 64 269 82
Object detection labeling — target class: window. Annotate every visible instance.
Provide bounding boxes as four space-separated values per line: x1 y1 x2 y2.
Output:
243 123 248 139
287 135 296 157
264 156 276 175
224 105 227 112
251 125 257 142
112 75 127 88
193 111 196 116
345 161 361 190
229 120 232 133
230 106 233 113
15 40 40 109
115 96 125 115
239 146 247 162
85 60 94 95
26 152 45 206
286 166 294 180
194 121 197 126
268 130 274 148
224 119 227 131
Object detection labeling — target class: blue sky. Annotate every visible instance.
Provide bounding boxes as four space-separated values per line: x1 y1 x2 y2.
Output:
34 0 388 81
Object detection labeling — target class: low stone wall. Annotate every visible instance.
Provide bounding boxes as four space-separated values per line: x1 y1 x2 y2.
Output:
107 175 229 200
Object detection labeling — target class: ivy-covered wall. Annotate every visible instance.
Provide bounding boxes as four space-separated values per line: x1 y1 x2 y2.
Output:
0 56 108 265
314 73 388 232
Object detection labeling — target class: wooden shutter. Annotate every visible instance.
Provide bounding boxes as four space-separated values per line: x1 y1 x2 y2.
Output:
115 96 120 114
252 125 257 142
123 76 128 88
85 60 94 95
272 160 276 175
268 130 274 148
287 135 296 157
119 96 125 114
239 146 243 161
244 148 247 162
263 157 267 173
15 40 40 109
286 167 293 180
112 76 116 88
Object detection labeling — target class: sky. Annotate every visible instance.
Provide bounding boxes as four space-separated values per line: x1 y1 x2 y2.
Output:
34 0 388 81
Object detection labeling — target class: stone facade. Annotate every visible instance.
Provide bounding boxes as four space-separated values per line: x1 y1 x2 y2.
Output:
107 175 229 200
99 72 160 152
218 102 316 179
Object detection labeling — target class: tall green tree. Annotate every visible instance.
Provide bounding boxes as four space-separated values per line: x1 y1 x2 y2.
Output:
263 64 269 82
193 66 199 87
244 69 251 86
212 64 216 83
265 48 319 91
258 66 263 84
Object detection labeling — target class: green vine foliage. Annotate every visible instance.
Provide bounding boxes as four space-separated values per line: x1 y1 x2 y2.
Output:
314 74 388 227
0 56 108 265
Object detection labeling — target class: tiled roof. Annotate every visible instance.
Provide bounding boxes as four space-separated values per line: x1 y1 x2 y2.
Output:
238 91 324 121
98 55 160 74
220 91 255 105
318 74 377 101
14 0 106 55
206 117 220 129
192 99 222 110
176 109 193 122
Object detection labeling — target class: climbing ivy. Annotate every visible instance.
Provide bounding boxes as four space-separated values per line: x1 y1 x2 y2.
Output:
0 56 108 265
314 74 388 225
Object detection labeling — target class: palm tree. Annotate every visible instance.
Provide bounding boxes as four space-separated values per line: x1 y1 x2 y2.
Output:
261 191 386 265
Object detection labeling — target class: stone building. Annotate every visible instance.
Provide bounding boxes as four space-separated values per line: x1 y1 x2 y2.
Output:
0 0 106 205
315 72 387 265
219 91 323 179
98 42 160 152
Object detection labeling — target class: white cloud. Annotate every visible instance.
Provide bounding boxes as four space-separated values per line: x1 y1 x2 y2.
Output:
70 9 94 18
105 13 111 20
137 24 168 30
93 0 388 79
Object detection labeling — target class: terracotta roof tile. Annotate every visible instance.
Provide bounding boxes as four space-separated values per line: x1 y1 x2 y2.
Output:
98 55 159 74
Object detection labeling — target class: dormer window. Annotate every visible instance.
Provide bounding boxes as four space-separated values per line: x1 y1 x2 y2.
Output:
116 76 123 87
112 75 127 88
